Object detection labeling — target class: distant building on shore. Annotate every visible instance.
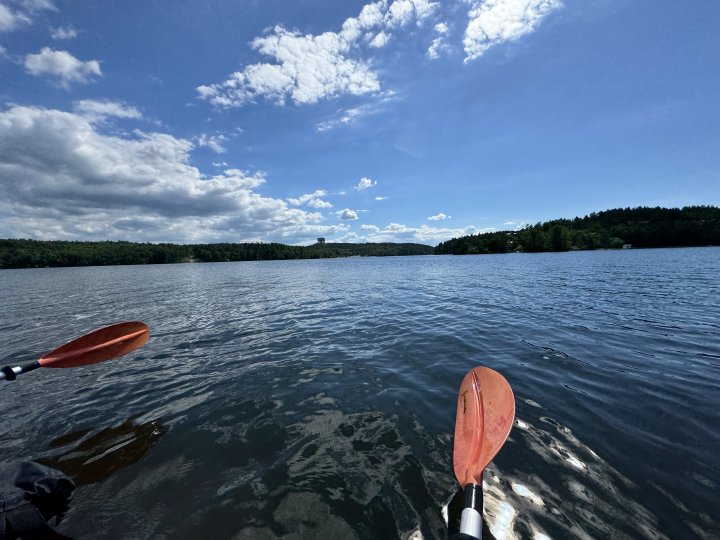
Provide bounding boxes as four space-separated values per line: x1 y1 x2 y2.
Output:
623 244 633 249
317 238 326 244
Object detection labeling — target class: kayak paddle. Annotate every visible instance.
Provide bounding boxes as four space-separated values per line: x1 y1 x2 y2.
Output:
452 366 515 540
1 321 149 382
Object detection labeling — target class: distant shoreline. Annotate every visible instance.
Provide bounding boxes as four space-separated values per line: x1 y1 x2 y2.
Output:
1 240 717 270
0 240 434 269
2 205 718 269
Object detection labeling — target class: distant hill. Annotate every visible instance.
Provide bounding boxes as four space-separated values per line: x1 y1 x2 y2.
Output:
435 206 720 255
0 240 434 269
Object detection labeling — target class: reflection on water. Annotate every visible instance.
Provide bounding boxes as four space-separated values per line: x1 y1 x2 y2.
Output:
0 249 718 538
41 419 166 485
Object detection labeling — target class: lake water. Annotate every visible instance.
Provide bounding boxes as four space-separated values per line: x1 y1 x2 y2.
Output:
0 248 718 539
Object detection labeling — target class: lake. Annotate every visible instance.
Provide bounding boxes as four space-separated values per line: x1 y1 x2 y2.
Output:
1 248 718 539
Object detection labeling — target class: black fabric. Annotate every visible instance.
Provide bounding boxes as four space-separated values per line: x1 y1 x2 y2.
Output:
0 461 74 539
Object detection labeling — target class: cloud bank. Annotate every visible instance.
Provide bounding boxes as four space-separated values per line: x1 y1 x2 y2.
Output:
0 105 488 245
0 104 345 243
352 222 485 243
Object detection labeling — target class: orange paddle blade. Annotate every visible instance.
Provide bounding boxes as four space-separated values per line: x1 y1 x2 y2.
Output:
38 322 149 368
453 366 515 487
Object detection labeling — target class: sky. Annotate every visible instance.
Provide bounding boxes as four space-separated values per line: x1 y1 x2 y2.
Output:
0 0 718 245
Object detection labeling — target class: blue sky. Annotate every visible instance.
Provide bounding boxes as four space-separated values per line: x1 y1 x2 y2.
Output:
0 0 718 245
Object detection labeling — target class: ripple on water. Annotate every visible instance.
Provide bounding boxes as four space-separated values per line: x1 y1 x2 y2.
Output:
0 250 718 539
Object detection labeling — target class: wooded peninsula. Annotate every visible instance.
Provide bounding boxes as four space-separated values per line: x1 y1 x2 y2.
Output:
1 206 718 269
436 206 720 255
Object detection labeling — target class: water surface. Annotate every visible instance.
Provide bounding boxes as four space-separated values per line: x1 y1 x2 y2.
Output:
1 248 718 539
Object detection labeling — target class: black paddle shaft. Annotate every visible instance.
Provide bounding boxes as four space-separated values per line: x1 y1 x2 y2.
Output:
464 483 483 513
448 483 484 540
1 361 40 381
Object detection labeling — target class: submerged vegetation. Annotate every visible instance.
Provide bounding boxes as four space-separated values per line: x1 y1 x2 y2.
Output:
1 206 718 269
436 206 720 255
0 240 433 269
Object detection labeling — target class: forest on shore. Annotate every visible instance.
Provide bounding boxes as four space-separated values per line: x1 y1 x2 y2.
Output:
1 206 718 269
435 206 720 255
0 240 434 269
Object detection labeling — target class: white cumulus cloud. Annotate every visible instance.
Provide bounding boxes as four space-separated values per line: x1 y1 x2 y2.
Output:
0 3 28 31
369 31 390 48
385 0 437 26
0 0 54 32
428 212 449 221
24 47 102 86
197 0 438 108
464 0 562 62
355 222 488 244
50 26 77 40
0 105 342 243
308 198 333 209
355 177 377 190
195 133 229 154
288 190 332 209
197 25 379 108
337 208 359 220
73 99 142 122
427 21 450 59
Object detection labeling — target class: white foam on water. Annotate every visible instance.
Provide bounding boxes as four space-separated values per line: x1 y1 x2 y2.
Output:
565 454 587 471
511 482 544 507
490 501 517 540
548 440 588 472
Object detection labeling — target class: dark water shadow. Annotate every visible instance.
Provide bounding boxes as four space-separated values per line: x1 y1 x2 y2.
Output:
39 418 166 486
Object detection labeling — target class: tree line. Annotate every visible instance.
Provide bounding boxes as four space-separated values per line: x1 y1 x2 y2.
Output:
0 240 434 269
2 206 718 268
435 206 720 255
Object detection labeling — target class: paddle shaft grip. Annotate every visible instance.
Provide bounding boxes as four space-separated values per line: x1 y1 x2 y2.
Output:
457 483 483 540
1 361 40 381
